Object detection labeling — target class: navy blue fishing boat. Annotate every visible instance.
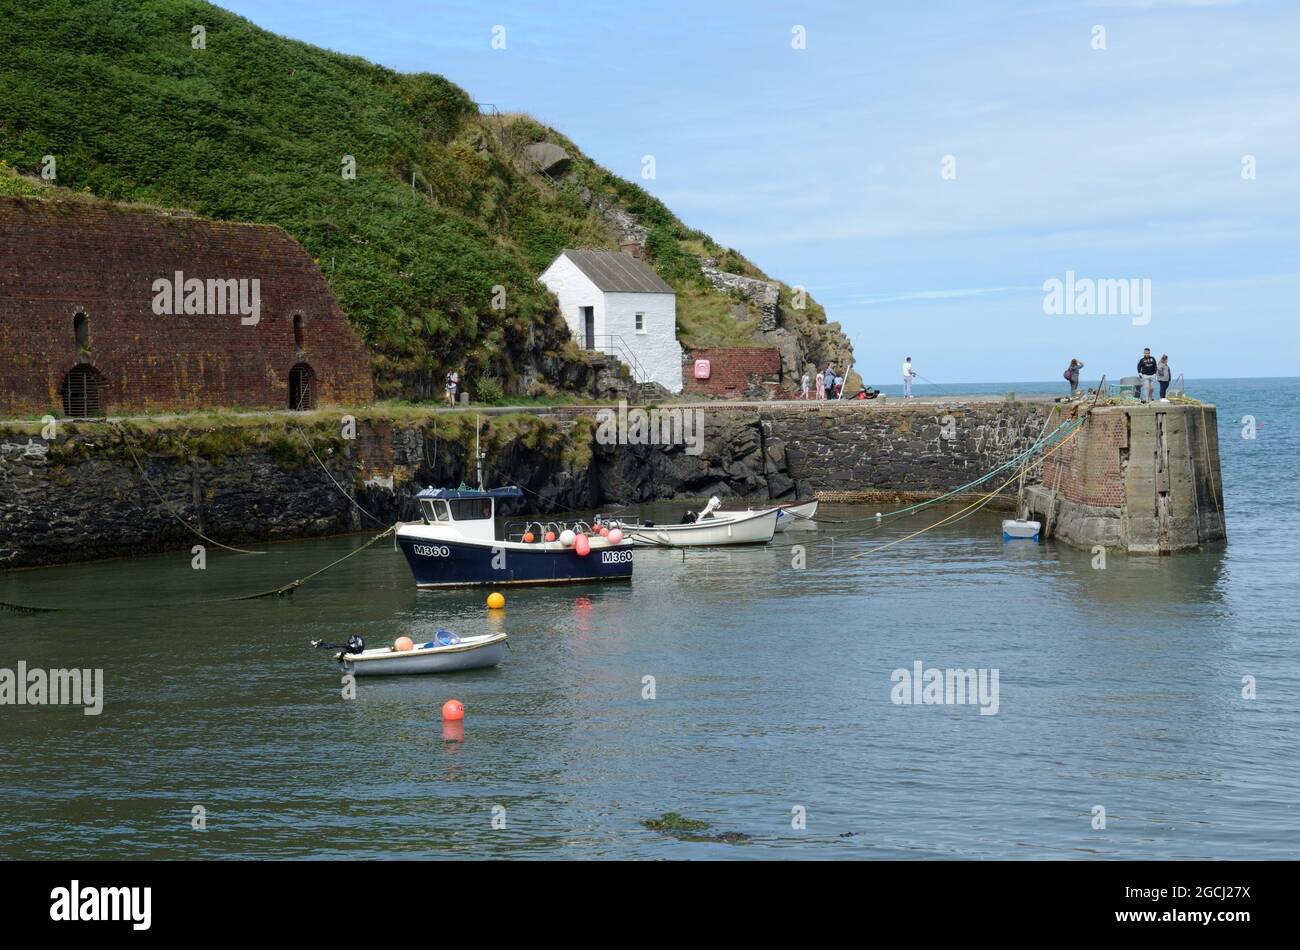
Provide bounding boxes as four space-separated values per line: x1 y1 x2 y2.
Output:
395 486 635 588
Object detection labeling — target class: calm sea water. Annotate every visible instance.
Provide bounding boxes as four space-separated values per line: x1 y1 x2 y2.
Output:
1 378 1296 859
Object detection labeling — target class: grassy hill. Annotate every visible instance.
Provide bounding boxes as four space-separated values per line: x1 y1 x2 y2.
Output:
0 0 855 400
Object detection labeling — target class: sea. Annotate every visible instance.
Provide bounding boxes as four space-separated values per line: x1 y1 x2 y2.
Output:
1 378 1296 858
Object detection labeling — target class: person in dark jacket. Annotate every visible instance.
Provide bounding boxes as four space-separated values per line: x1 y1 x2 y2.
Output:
1137 349 1158 402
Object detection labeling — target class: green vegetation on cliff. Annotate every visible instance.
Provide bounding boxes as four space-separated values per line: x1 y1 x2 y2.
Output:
0 0 853 398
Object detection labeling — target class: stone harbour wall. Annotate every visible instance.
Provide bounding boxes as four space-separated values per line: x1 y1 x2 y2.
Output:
0 398 1060 569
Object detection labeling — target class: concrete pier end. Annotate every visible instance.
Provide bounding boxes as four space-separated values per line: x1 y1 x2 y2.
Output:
1023 402 1226 554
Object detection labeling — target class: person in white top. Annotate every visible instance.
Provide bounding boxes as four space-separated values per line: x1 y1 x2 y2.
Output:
902 357 917 398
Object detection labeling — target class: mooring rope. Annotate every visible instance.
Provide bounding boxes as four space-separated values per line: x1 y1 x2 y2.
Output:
112 424 265 555
4 423 403 614
293 427 387 528
805 413 1082 529
1 524 398 614
846 423 1084 559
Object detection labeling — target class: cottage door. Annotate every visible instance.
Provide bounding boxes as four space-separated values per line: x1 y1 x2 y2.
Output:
582 306 595 350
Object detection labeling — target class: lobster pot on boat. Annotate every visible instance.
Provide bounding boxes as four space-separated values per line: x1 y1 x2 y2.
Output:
395 486 634 589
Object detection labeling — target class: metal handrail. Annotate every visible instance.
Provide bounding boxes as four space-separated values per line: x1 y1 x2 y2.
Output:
1091 374 1107 407
589 333 653 385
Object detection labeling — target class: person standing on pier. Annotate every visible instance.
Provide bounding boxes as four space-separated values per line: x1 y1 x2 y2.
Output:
814 369 826 400
444 368 460 407
822 363 837 401
800 371 811 400
902 356 917 398
1065 358 1083 397
1137 348 1158 402
1157 355 1172 400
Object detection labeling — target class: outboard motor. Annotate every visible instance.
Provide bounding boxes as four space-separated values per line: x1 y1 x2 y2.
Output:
345 634 365 656
680 510 697 524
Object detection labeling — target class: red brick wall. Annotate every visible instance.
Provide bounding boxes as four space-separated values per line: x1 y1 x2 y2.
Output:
682 347 782 397
0 197 373 416
1041 410 1128 508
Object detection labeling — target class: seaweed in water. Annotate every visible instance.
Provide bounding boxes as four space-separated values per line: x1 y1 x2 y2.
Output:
642 812 750 844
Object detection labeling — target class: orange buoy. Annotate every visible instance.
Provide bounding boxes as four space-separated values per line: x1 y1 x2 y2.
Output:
574 533 590 556
441 699 465 721
394 636 414 652
544 530 556 542
597 525 608 536
487 591 505 610
523 531 535 543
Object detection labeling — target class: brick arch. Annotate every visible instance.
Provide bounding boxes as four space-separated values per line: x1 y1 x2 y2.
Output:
60 364 105 418
288 362 315 411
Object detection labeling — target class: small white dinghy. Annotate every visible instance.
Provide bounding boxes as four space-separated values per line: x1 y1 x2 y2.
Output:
615 497 778 547
339 632 508 676
1002 518 1041 541
714 498 818 532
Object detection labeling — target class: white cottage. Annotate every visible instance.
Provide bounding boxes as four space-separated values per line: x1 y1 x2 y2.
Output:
538 248 684 393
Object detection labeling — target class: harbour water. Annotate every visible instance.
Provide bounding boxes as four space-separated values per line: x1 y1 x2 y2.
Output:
1 378 1296 859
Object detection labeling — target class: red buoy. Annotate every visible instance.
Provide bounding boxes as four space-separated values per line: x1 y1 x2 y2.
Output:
442 699 465 721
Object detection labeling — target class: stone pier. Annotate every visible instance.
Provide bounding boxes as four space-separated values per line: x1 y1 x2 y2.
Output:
1022 403 1226 554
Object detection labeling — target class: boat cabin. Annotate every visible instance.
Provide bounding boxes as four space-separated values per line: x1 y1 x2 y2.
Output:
414 486 523 542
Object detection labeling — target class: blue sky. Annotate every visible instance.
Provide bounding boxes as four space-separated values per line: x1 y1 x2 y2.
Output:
220 0 1298 384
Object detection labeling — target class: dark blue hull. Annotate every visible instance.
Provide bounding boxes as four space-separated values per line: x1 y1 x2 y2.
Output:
397 535 634 588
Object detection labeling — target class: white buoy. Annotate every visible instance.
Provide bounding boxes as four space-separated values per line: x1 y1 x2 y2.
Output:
559 529 576 547
875 512 882 520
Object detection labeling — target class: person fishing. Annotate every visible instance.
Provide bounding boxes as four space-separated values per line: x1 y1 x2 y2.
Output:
1137 348 1158 403
902 356 918 398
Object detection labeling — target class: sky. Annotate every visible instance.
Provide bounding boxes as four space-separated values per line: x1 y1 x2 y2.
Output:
218 0 1299 384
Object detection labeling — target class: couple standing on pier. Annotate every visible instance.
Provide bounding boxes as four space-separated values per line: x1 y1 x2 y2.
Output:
1063 350 1172 401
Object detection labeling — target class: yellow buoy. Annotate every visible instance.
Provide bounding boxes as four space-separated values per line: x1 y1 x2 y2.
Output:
487 591 505 610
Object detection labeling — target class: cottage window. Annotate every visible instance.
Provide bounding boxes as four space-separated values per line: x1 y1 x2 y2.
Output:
292 314 305 350
635 312 646 334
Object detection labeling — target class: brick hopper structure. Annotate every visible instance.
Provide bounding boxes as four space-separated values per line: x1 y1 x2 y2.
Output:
0 196 373 418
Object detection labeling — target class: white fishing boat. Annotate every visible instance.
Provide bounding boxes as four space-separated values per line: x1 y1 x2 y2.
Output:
609 498 779 547
338 632 508 676
714 498 818 532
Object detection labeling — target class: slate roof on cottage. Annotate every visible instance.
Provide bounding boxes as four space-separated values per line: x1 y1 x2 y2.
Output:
558 248 675 294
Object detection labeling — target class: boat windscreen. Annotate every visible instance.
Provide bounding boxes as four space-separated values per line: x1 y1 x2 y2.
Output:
448 498 493 521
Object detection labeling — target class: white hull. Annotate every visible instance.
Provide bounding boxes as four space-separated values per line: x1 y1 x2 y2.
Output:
340 633 508 676
715 499 818 532
626 508 778 547
1002 519 1041 540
